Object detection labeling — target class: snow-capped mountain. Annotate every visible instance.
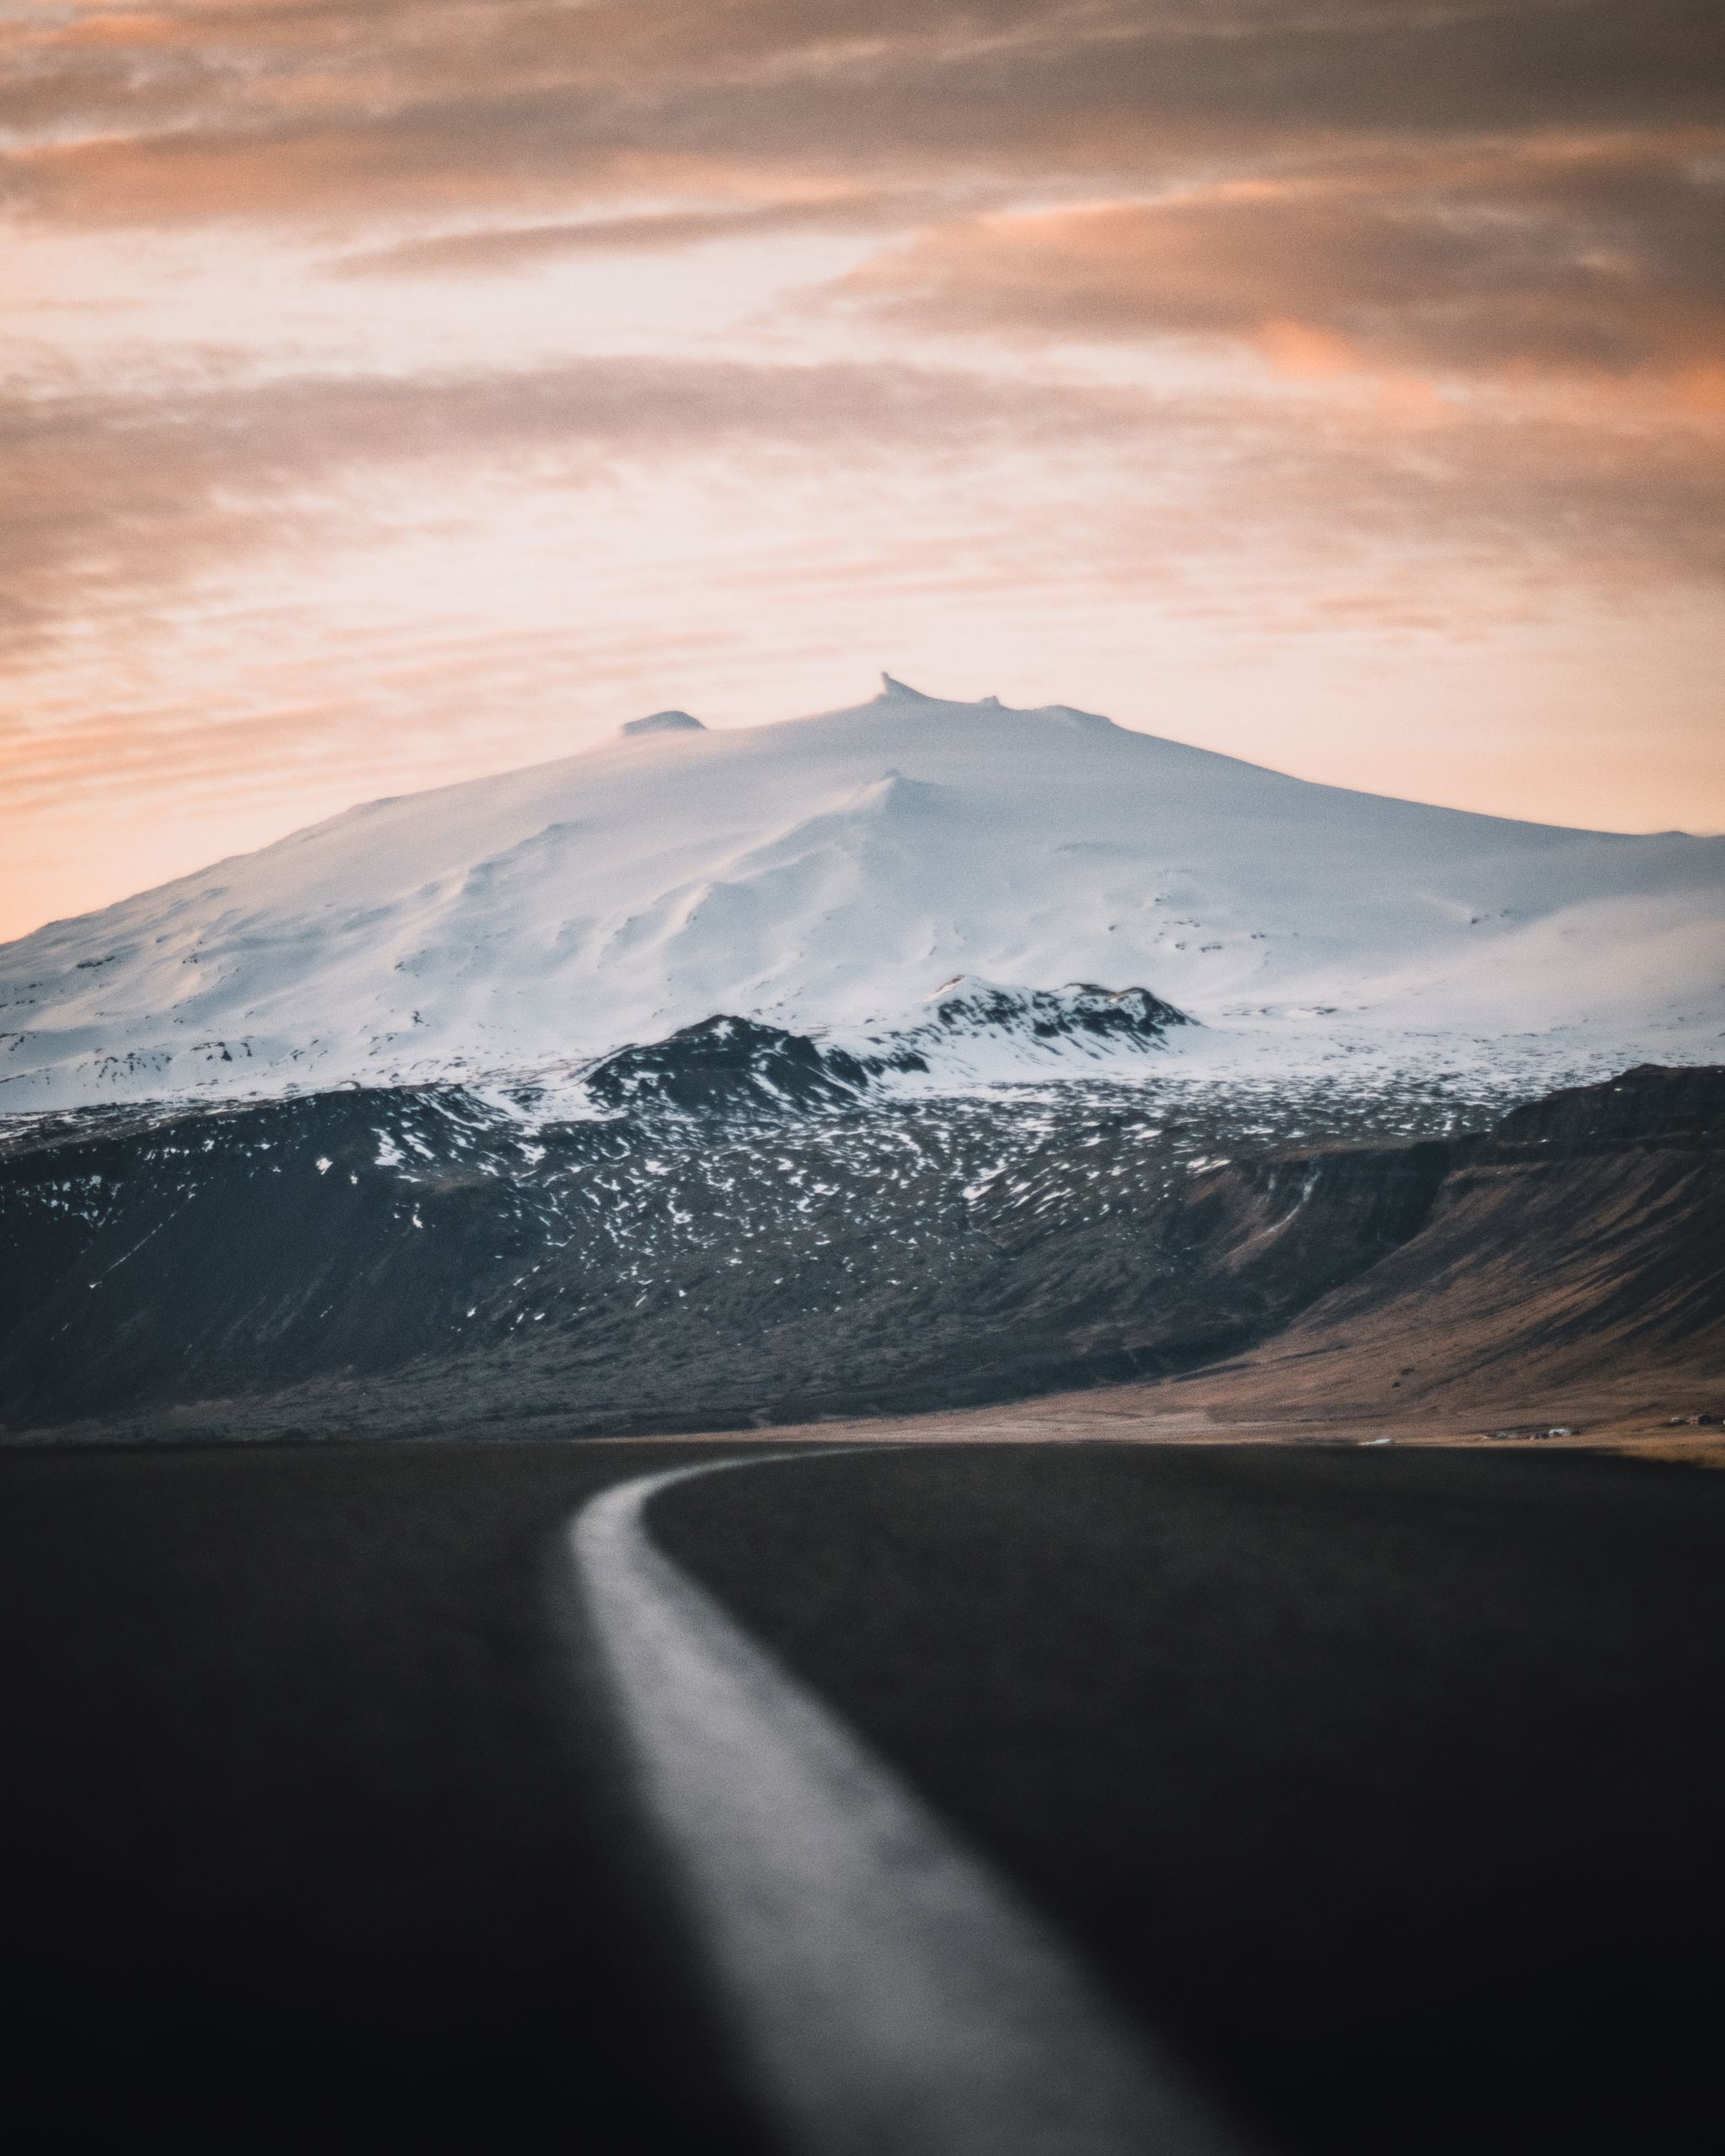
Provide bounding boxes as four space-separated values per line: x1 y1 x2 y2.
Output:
3 676 1721 1109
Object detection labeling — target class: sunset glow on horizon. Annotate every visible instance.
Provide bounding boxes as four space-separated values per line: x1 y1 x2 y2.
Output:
4 0 1722 942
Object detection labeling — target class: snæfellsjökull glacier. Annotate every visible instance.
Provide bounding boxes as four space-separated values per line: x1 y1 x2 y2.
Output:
3 675 1721 1111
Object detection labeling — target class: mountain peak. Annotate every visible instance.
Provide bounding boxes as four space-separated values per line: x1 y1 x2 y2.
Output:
621 709 705 738
873 675 1008 712
1 672 1717 1112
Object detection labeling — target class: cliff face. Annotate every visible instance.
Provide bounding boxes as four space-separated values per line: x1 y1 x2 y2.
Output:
1 1065 1716 1440
1486 1062 1724 1153
1173 1064 1725 1419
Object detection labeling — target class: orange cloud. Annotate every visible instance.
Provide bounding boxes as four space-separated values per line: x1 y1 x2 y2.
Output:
841 138 1725 390
7 2 1722 230
327 190 932 278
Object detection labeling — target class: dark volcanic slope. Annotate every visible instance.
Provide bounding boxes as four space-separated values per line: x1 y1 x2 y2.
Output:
1 1061 1717 1438
1 1066 1470 1438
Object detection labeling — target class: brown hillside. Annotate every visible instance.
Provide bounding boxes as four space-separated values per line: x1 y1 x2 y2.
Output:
1163 1063 1723 1425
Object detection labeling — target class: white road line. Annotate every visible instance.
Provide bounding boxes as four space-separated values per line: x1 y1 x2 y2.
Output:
569 1451 1251 2156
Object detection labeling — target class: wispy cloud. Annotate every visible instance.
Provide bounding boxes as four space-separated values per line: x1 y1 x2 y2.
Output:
8 3 1719 224
8 341 1719 693
328 191 937 277
838 141 1725 383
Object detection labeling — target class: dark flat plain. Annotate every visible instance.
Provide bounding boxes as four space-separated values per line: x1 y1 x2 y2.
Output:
3 1438 1722 2153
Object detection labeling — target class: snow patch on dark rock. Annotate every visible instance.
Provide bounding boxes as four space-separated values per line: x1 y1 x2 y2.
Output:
581 1014 870 1118
856 977 1191 1075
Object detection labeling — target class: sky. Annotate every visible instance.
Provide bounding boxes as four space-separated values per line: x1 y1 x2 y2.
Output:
3 0 1722 942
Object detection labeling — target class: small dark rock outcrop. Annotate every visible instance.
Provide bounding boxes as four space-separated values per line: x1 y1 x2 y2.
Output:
620 709 706 737
581 1015 869 1117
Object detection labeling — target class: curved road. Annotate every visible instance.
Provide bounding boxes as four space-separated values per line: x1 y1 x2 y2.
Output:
3 1438 1722 2152
573 1452 1243 2155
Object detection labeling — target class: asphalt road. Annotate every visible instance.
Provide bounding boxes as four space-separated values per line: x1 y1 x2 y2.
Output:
3 1438 1722 2152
